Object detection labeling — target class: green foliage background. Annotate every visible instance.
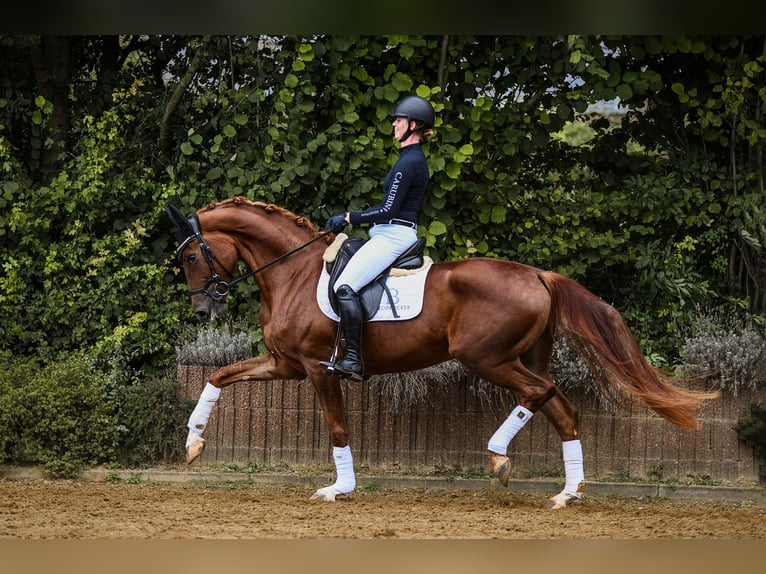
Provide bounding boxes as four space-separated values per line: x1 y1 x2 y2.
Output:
1 35 764 471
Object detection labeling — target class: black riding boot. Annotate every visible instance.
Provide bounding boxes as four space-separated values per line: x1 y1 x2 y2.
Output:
323 284 364 380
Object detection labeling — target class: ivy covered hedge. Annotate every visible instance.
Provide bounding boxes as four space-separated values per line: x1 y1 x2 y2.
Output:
2 35 764 364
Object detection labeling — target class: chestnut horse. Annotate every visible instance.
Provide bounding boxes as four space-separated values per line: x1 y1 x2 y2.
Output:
167 196 717 509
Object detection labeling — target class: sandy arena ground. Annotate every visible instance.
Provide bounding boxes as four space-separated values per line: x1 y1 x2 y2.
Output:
1 477 764 539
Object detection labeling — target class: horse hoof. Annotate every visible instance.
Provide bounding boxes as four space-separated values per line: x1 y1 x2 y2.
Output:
546 491 582 510
489 453 512 487
310 486 342 502
186 437 206 464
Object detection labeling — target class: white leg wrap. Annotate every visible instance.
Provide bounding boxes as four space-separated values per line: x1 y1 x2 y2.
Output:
187 382 221 435
331 445 356 494
487 405 533 455
562 439 585 497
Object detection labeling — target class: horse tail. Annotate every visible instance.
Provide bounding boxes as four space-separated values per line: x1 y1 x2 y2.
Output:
538 271 719 429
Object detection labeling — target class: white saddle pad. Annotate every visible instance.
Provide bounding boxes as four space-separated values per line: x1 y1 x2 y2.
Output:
316 258 433 322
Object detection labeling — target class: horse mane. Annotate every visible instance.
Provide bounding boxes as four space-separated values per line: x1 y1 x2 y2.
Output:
198 196 328 241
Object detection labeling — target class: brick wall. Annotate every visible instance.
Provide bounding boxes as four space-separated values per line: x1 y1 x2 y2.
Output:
178 366 763 485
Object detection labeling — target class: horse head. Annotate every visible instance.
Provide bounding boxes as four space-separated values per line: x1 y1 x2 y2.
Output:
166 203 233 322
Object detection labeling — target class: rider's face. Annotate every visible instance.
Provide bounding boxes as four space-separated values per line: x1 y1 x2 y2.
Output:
392 116 410 140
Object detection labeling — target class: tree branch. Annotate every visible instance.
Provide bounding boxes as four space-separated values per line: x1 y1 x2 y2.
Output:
437 35 450 93
157 35 212 169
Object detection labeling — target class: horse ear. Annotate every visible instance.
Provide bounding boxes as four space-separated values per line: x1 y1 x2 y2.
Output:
166 204 195 243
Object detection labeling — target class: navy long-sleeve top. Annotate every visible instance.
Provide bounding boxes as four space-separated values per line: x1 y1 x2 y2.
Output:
348 143 429 225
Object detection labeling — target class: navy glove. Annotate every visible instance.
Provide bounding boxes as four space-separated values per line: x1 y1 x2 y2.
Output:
326 213 347 233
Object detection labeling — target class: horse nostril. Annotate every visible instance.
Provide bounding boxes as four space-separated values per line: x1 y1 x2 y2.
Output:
195 310 210 322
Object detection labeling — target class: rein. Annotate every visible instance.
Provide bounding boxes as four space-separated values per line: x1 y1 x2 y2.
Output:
177 215 331 303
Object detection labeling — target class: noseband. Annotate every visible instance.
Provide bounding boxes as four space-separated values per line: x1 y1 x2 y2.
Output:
176 216 235 302
176 214 331 303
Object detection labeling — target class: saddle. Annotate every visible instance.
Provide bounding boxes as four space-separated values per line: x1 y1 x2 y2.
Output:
325 235 426 321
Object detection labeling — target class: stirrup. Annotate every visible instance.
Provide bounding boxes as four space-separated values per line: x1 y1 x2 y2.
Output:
319 359 363 380
319 359 337 376
321 324 344 375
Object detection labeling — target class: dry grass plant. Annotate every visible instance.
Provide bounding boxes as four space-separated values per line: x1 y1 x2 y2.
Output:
175 320 255 367
681 308 766 395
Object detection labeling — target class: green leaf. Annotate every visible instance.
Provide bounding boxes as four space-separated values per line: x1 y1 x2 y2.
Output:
430 184 447 198
429 220 447 235
616 84 633 101
391 72 413 92
206 167 223 180
340 111 359 123
297 100 314 113
285 74 299 88
446 163 461 179
430 156 445 172
353 66 370 82
490 205 507 224
382 84 399 102
415 85 431 98
429 195 446 209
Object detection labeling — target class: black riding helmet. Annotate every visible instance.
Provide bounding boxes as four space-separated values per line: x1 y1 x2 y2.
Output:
389 95 435 142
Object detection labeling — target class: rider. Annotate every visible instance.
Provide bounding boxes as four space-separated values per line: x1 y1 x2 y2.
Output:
321 95 435 380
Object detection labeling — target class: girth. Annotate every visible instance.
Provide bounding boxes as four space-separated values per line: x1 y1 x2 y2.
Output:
326 236 426 321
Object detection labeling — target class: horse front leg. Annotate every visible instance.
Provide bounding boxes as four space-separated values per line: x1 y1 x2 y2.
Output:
185 352 305 464
307 372 355 502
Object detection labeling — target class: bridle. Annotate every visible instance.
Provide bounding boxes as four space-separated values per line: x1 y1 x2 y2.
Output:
176 214 331 303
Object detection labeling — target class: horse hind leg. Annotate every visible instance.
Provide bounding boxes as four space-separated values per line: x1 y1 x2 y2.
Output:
546 439 585 510
539 389 586 509
487 403 535 487
483 360 557 488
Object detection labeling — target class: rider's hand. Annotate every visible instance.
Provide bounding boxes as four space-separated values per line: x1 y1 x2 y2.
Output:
326 213 347 233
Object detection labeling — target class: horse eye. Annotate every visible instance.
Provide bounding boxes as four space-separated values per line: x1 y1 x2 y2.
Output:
186 254 197 264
